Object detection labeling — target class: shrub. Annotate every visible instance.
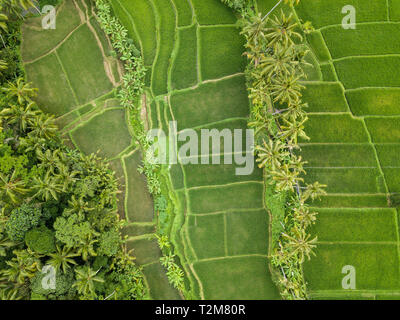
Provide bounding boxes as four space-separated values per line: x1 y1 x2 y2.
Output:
98 230 120 257
6 204 42 241
30 270 75 299
25 225 56 254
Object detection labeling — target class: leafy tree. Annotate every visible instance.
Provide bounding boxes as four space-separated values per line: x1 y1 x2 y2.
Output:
6 204 41 241
53 215 92 248
97 230 120 257
30 269 75 300
25 225 56 254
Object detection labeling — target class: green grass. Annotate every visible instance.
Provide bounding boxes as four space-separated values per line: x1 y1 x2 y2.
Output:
346 88 400 116
143 262 182 299
304 168 384 194
170 75 249 129
188 182 264 214
70 109 132 158
296 0 387 29
226 210 269 256
376 144 400 167
187 214 226 259
322 24 400 59
382 168 400 193
311 195 390 208
300 144 377 167
304 244 400 291
334 56 400 89
193 256 280 299
172 0 193 26
302 82 348 113
182 163 262 188
126 238 161 265
122 224 155 238
115 0 157 66
365 117 400 143
151 0 176 96
191 0 236 25
169 164 185 190
171 25 198 90
309 208 398 242
306 31 331 63
389 0 400 21
256 0 284 15
302 114 369 143
25 53 77 115
21 0 81 61
123 151 155 223
320 63 337 82
57 24 113 105
199 26 246 80
175 119 250 160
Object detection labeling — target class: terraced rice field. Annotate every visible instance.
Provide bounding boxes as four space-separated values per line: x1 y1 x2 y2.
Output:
290 0 400 300
111 0 281 299
21 0 180 300
21 0 400 300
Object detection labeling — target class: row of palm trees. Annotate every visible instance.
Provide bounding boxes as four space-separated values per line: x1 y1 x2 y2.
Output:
235 0 326 299
94 0 187 296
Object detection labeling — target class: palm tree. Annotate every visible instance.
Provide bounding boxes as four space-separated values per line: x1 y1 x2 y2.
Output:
0 234 14 257
32 171 62 201
282 229 317 263
293 205 318 228
270 73 304 105
255 139 289 170
302 181 327 202
2 0 37 18
269 163 303 192
77 234 98 262
241 12 268 47
0 101 38 132
64 195 94 216
266 10 302 47
258 43 298 79
56 164 78 192
2 78 37 104
47 245 78 274
36 148 61 173
0 60 7 71
73 265 104 297
0 171 28 204
28 113 58 140
166 265 184 291
3 249 41 284
280 115 309 145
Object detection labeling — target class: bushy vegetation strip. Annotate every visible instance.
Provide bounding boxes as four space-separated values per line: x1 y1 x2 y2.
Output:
221 0 326 299
94 0 187 297
0 0 147 300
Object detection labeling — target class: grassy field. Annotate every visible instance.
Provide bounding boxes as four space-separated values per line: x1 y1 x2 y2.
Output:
112 0 281 299
22 0 180 300
292 0 400 300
